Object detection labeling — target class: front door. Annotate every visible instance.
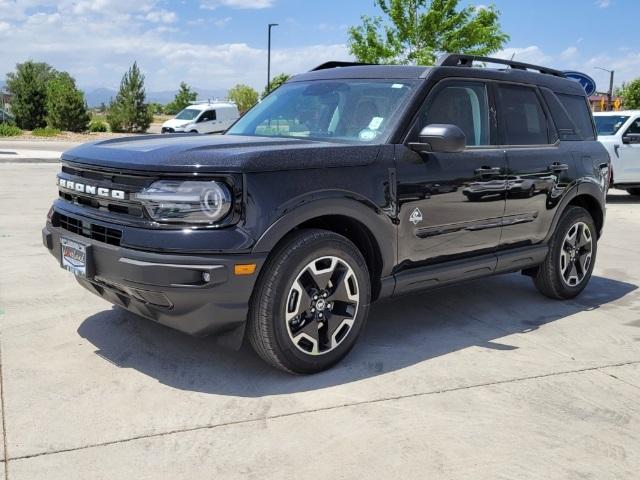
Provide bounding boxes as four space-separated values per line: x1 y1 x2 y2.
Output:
197 109 217 133
618 116 640 183
396 79 507 266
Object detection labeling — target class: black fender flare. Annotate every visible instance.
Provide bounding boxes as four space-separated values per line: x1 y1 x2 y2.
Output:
543 180 606 243
252 196 396 276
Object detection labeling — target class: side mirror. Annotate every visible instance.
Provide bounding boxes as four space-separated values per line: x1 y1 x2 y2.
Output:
409 124 466 153
622 134 640 144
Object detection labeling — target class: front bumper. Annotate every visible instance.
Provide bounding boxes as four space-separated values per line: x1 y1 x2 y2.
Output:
43 223 266 340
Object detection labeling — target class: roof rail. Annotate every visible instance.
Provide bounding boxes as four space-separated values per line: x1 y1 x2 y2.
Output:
436 53 565 77
310 61 377 71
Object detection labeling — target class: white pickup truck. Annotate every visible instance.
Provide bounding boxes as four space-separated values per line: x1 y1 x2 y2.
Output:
594 111 640 196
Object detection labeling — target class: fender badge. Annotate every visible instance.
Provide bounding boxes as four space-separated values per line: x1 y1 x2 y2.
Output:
409 207 423 225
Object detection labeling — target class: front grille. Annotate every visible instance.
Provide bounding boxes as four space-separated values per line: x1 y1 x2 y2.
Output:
53 213 122 246
57 162 153 219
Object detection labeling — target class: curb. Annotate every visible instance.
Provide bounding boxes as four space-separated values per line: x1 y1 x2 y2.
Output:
0 158 60 164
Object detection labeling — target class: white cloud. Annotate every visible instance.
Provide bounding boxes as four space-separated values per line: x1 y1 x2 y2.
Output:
200 0 274 10
0 3 350 92
596 0 611 8
494 46 552 65
561 46 578 59
145 10 177 24
214 16 232 27
493 45 640 93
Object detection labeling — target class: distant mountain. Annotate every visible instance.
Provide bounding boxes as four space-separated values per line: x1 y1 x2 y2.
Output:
82 86 229 107
84 87 116 107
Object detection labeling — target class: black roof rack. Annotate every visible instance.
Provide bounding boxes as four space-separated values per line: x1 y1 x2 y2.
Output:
310 61 377 71
436 53 565 77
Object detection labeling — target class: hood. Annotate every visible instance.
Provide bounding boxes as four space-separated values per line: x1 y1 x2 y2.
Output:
60 134 380 173
162 118 192 128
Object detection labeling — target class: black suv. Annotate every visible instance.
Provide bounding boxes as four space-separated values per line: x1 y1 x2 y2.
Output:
43 54 610 374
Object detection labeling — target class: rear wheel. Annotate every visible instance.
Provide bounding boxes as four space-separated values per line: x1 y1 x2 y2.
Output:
627 188 640 196
248 229 370 374
533 206 597 299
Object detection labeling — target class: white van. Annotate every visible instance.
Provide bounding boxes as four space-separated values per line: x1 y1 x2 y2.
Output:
161 101 239 134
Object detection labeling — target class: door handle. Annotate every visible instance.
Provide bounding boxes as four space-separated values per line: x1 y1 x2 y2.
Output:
474 166 502 175
548 162 569 172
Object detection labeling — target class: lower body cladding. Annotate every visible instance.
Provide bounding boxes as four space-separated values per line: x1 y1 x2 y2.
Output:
42 223 266 348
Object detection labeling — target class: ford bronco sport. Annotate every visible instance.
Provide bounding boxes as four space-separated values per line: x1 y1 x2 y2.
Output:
43 54 610 374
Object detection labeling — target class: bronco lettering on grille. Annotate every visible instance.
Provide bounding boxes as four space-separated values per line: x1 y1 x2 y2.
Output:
58 178 126 200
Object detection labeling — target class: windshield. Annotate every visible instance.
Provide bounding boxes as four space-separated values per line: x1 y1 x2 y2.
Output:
175 108 201 121
227 80 416 143
594 115 629 136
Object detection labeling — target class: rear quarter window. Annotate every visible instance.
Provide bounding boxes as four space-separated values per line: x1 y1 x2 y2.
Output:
557 94 596 141
540 89 581 141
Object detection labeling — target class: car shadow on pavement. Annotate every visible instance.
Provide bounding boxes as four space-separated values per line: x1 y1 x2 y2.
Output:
606 193 640 204
77 273 637 397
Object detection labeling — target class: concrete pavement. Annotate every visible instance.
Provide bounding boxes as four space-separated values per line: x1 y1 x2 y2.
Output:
0 140 77 163
0 163 639 479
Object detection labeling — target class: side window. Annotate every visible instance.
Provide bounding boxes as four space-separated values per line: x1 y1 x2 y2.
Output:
497 85 549 145
540 88 580 141
200 110 216 122
626 117 640 135
417 81 491 146
557 94 596 141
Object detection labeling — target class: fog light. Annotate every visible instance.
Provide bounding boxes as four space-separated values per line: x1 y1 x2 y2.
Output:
202 272 211 282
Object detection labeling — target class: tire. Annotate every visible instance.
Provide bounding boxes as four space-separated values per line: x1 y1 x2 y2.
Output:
533 206 597 299
627 188 640 196
189 130 198 134
247 229 371 374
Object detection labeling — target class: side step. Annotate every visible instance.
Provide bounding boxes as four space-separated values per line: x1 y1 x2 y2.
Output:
386 245 548 298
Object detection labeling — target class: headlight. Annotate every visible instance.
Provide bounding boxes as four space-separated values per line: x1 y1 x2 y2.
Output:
135 180 232 224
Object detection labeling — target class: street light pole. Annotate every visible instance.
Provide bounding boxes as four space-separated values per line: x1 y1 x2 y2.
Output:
267 23 279 94
595 66 615 111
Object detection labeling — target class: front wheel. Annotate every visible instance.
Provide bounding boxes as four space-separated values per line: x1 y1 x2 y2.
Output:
247 229 370 374
533 206 597 299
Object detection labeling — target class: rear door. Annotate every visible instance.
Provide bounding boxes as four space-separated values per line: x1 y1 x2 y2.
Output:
496 84 574 248
395 79 508 265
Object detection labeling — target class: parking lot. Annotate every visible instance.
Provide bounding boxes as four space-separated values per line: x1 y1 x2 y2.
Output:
0 162 639 479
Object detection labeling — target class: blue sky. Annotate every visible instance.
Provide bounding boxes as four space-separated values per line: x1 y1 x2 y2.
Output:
0 0 638 93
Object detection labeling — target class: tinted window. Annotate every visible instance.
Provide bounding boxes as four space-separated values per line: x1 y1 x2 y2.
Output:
540 89 579 141
626 117 640 135
558 94 595 140
594 115 630 135
497 85 549 145
418 81 490 146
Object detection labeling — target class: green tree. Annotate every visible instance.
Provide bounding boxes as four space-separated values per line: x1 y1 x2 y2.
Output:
106 62 153 133
262 73 291 99
164 82 197 115
46 72 90 132
6 61 57 130
227 84 259 114
147 102 164 115
620 79 640 110
348 0 510 65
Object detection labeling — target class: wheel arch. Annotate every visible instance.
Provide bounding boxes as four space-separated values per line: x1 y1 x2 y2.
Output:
252 198 395 300
545 182 605 242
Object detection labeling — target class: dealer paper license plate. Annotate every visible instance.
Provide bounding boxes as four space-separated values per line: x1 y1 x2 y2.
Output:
61 237 87 277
